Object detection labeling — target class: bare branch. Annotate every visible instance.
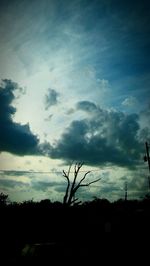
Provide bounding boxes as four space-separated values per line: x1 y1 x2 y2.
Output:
68 162 84 205
63 162 101 206
70 198 79 204
80 177 101 187
63 168 71 204
67 163 72 178
74 162 78 175
73 200 82 206
73 177 101 196
63 170 68 178
78 162 84 169
77 171 91 187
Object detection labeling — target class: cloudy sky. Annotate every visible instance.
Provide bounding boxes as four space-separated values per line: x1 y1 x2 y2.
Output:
0 0 150 203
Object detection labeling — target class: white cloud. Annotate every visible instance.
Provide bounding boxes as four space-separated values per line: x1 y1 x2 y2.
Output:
122 96 138 107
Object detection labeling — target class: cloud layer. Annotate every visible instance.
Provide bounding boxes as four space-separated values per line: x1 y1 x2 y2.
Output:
1 79 149 170
42 101 148 168
44 88 59 110
0 79 39 155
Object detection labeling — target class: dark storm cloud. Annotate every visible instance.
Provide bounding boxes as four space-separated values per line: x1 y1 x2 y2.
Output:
0 178 29 189
43 101 147 168
31 180 65 192
77 101 98 113
128 175 148 199
0 79 39 155
96 183 121 196
138 106 150 143
44 88 59 110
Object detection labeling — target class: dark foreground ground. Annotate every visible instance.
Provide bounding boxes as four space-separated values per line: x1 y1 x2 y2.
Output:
0 199 150 265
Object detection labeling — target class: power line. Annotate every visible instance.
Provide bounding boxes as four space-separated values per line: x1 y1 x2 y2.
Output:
0 169 101 174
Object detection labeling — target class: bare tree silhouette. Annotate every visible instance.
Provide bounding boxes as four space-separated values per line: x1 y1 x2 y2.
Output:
63 162 101 206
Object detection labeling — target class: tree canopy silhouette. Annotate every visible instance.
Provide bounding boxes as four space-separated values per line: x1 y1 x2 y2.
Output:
0 192 9 206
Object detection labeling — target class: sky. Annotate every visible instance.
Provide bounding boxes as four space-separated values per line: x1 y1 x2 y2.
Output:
0 0 150 203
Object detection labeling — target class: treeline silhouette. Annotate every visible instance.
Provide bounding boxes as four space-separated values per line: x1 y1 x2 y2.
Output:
0 193 150 265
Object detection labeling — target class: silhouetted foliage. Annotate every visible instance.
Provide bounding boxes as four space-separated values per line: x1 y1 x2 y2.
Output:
0 192 9 206
39 199 52 207
0 192 150 264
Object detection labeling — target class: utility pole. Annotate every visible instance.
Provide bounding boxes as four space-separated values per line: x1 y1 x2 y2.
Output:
124 181 128 201
144 142 150 190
